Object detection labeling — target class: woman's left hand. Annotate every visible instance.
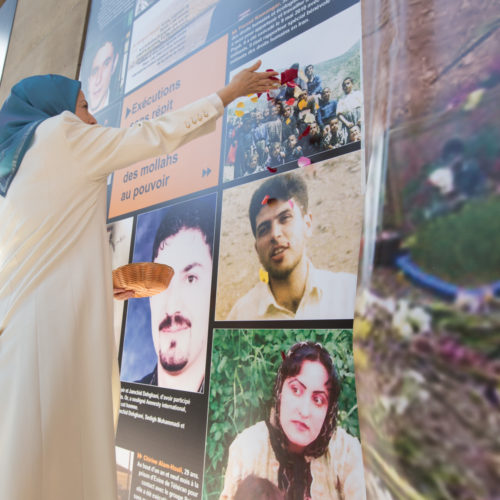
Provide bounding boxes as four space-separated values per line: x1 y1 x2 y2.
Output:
113 288 135 300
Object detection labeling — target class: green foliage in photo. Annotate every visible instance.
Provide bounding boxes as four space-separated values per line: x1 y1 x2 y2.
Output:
203 328 359 500
409 197 500 286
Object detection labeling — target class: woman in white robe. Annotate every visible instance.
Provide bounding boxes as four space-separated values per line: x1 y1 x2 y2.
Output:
0 66 278 500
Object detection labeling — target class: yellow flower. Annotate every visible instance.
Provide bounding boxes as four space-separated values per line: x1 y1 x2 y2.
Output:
353 347 369 370
353 318 371 340
259 267 269 284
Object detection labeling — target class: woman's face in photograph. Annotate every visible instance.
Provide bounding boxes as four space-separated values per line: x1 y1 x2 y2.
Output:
279 360 329 453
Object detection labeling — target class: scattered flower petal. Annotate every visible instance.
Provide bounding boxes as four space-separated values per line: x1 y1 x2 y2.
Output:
250 96 259 103
298 126 310 140
261 194 270 205
267 166 278 173
297 156 311 168
259 267 269 284
280 67 298 85
236 102 245 108
286 98 295 105
288 199 294 209
235 110 245 117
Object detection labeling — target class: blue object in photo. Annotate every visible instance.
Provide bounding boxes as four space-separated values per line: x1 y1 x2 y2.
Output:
396 254 500 300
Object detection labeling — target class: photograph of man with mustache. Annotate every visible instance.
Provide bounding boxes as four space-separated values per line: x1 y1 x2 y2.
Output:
135 195 214 392
226 173 356 320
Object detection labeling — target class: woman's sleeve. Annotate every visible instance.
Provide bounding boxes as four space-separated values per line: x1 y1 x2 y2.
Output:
337 432 367 500
63 94 224 181
219 436 244 500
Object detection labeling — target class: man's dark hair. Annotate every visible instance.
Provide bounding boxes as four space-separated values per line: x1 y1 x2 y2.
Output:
342 76 353 88
152 197 214 260
441 138 465 162
248 173 308 237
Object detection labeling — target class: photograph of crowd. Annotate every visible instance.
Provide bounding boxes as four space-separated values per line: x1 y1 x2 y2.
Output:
222 5 362 182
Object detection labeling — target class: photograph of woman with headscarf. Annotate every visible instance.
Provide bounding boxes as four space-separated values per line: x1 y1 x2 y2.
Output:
205 330 366 500
0 65 278 499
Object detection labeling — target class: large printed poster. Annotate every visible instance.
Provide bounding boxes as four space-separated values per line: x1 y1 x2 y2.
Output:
80 1 366 499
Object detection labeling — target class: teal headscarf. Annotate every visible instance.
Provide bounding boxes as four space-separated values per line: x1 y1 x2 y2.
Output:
0 74 81 197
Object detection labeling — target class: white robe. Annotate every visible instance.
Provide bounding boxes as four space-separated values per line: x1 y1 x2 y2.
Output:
0 95 222 499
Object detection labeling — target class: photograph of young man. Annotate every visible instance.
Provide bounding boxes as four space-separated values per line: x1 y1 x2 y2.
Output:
226 173 357 320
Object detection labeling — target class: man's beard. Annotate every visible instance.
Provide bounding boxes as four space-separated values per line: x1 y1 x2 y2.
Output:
159 349 187 373
157 313 191 373
265 254 301 281
268 266 294 280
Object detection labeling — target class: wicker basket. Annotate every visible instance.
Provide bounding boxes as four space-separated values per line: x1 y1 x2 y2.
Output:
112 262 174 298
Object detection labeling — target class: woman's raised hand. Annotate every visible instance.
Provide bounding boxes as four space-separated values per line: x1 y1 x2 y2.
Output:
217 60 280 107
